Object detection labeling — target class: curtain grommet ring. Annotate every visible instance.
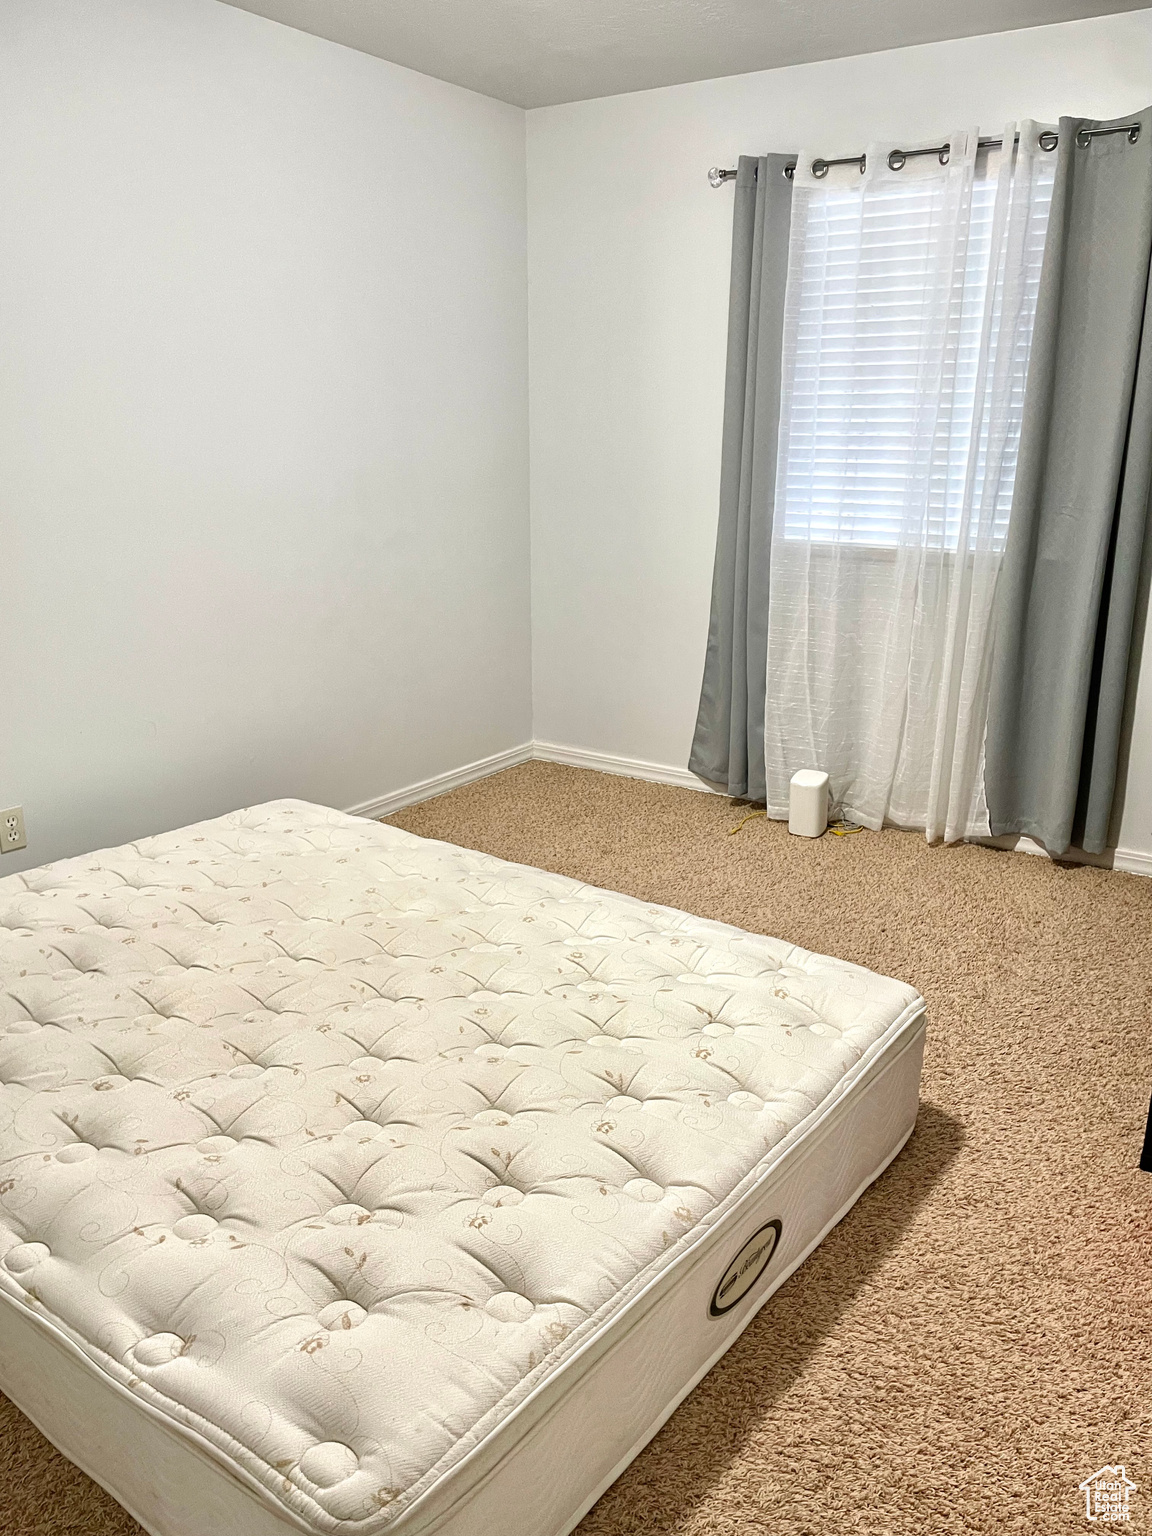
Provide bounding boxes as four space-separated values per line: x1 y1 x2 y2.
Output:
1076 122 1142 149
809 154 866 178
887 144 949 173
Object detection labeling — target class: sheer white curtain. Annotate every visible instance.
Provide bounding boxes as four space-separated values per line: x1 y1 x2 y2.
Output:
764 124 1055 840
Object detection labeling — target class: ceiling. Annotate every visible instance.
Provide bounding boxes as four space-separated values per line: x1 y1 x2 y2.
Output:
220 0 1148 109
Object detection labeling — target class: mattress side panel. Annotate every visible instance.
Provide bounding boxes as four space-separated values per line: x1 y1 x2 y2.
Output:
0 1293 308 1536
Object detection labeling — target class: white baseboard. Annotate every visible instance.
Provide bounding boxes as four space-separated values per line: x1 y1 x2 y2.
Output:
530 741 719 793
345 742 534 820
345 740 714 824
980 832 1152 879
347 741 1151 879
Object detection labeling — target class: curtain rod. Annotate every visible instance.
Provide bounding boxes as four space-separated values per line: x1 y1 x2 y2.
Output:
707 121 1140 187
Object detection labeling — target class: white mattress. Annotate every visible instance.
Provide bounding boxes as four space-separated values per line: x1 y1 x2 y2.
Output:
0 800 925 1536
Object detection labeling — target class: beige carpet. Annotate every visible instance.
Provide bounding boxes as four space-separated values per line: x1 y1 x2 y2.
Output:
2 760 1149 1533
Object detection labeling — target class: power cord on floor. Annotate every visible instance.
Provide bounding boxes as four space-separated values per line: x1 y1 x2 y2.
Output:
726 808 865 837
727 809 766 836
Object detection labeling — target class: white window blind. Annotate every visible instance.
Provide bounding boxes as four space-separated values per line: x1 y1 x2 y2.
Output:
777 155 1054 550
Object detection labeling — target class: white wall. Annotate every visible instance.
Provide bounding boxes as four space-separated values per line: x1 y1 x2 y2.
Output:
0 0 530 875
6 4 1152 875
526 9 1152 858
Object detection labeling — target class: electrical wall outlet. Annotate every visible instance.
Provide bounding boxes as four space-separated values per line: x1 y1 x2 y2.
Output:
0 807 27 854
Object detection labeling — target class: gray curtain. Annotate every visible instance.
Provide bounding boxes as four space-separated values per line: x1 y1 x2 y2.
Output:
689 154 793 800
985 107 1152 855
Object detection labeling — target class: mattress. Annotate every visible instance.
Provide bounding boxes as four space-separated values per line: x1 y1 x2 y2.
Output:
0 800 925 1536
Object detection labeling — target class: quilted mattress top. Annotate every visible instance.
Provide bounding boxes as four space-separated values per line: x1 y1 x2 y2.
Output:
0 801 921 1533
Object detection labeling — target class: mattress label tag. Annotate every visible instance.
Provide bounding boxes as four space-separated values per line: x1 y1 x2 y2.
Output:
709 1220 782 1317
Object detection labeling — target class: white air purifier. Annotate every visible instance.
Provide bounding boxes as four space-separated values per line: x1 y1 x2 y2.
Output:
789 769 829 837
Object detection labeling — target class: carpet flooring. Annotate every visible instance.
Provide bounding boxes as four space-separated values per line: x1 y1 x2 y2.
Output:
1 760 1149 1534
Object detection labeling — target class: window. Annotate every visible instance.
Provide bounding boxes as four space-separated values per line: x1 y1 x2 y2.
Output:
776 154 1054 550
